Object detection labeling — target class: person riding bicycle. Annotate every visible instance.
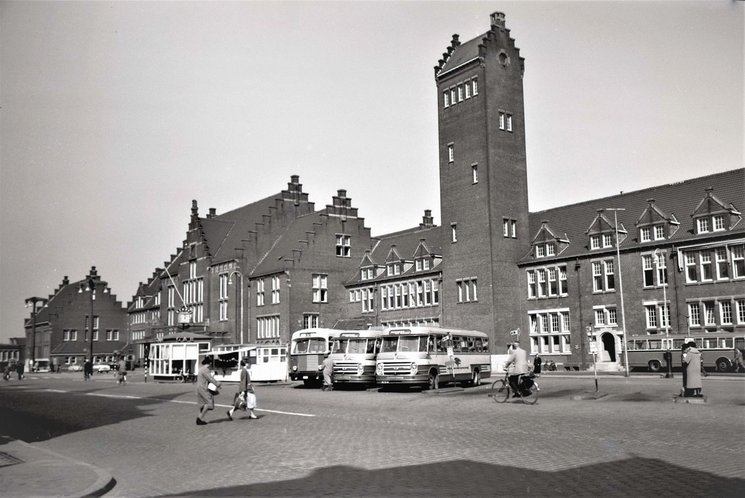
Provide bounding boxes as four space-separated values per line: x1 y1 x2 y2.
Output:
504 340 530 397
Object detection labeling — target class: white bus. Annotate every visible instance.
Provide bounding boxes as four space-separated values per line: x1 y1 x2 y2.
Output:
149 340 211 381
289 328 339 386
209 344 288 383
626 333 745 373
376 326 491 389
330 329 383 387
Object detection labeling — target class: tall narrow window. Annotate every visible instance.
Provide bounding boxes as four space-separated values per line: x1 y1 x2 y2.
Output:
503 219 509 237
312 274 328 303
688 303 701 327
271 276 280 304
472 78 478 95
472 164 478 183
715 247 729 280
336 234 351 257
451 223 457 243
443 91 450 108
447 143 454 163
733 245 745 278
511 220 517 238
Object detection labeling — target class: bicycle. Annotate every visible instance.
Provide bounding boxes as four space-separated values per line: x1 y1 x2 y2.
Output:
490 371 539 405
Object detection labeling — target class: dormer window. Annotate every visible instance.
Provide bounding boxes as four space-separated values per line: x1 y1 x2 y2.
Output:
697 217 711 234
536 245 545 258
387 264 401 276
640 224 666 242
590 233 614 249
546 243 556 256
361 268 374 281
713 214 726 231
415 259 431 272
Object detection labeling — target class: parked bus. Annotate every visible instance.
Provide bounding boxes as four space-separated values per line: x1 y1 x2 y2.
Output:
626 333 745 373
149 340 211 381
375 326 491 389
330 329 383 387
209 344 288 383
289 328 339 386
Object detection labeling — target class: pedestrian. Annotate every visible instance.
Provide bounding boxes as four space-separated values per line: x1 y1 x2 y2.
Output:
84 360 93 381
503 340 530 397
16 363 24 380
196 356 221 425
734 347 745 373
680 342 690 397
682 341 703 397
117 357 127 385
318 353 334 391
532 353 542 375
144 366 149 383
3 364 10 381
227 359 257 420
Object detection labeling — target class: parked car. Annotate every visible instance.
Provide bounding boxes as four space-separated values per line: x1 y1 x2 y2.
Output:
67 364 83 372
94 364 111 373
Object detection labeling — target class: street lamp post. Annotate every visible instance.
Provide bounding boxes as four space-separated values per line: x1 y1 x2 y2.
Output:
24 296 48 371
228 270 244 344
79 276 108 365
606 208 630 377
654 249 674 379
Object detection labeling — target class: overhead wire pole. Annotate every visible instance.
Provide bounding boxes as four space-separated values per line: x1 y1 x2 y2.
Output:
606 208 630 377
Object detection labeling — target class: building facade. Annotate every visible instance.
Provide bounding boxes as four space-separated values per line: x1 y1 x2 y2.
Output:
23 267 129 371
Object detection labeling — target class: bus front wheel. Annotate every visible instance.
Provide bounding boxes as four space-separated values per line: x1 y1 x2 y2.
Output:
470 369 481 386
648 359 662 372
427 371 439 390
716 357 732 373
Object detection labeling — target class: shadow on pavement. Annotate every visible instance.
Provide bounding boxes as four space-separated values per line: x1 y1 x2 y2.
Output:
166 457 743 496
0 389 187 444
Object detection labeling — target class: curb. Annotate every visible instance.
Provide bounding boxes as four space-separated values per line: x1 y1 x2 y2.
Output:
1 437 116 497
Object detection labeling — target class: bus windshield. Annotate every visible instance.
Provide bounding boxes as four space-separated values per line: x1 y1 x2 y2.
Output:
333 338 374 354
292 338 326 354
380 335 428 353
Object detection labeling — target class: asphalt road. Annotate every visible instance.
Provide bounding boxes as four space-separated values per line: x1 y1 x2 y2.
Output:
1 372 744 496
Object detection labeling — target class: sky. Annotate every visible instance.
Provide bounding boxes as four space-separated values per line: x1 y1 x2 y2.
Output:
1 1 742 342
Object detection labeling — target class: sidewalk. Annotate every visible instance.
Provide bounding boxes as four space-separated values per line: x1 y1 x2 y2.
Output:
0 435 115 498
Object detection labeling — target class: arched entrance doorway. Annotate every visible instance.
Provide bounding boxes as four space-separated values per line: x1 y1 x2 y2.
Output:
601 332 617 362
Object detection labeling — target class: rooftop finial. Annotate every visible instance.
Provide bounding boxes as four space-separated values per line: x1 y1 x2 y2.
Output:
491 11 506 28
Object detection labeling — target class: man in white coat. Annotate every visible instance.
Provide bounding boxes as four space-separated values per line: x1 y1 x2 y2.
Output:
504 340 530 396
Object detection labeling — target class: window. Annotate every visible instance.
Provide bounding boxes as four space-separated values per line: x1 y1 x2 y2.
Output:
594 306 617 326
303 313 319 329
654 225 665 240
256 315 280 339
189 260 197 279
503 218 509 237
590 235 601 250
219 273 228 321
312 274 328 303
64 330 70 341
640 227 651 242
642 255 655 287
645 305 658 329
546 243 556 256
472 164 478 183
547 268 558 296
456 278 478 303
700 252 713 281
713 214 725 231
256 279 265 306
528 309 571 354
704 302 716 325
536 245 545 258
443 91 450 108
465 82 471 98
593 259 615 292
511 220 517 238
336 234 351 257
736 299 745 324
472 78 478 95
527 271 536 299
457 85 463 102
688 303 701 327
720 301 733 325
447 143 454 163
603 234 613 247
559 266 568 295
506 114 513 132
734 245 745 278
685 252 698 282
697 217 710 233
271 276 280 304
450 89 456 105
362 288 374 312
537 269 546 297
451 223 457 243
715 247 729 280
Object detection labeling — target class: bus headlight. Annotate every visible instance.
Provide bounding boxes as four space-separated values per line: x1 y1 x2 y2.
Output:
376 362 383 375
357 364 364 375
291 365 298 372
410 362 418 374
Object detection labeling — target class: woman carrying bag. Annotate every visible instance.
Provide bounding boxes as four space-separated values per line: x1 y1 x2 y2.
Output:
228 359 258 420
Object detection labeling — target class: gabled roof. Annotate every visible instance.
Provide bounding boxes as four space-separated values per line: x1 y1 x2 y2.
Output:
523 168 745 263
369 225 442 265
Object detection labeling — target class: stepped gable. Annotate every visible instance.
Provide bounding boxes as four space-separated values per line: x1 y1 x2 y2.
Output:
250 189 368 277
435 11 523 78
203 176 314 265
522 168 745 263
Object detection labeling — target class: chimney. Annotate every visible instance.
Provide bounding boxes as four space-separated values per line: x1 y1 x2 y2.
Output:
208 208 217 218
490 11 506 28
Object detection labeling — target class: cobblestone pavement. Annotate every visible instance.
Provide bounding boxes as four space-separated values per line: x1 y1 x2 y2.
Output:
3 372 744 496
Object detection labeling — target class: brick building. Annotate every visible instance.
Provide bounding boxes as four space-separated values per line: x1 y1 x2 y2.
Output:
23 267 128 371
119 11 743 371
